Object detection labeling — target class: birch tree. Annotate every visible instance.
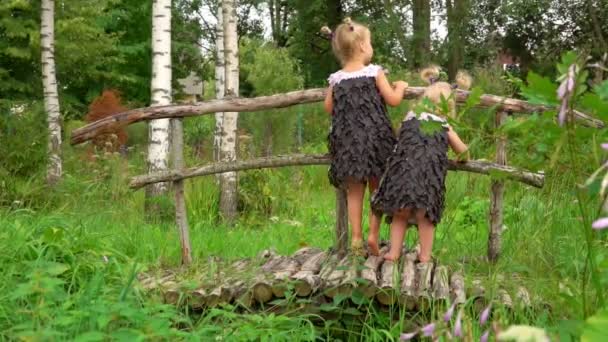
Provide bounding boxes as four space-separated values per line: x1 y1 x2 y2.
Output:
145 0 172 215
214 4 225 163
219 0 239 221
41 0 62 186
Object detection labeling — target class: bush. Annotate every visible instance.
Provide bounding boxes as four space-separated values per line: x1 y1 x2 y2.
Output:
0 102 48 206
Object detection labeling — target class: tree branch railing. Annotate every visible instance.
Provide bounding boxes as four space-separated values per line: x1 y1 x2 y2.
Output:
128 153 545 190
70 85 598 264
70 87 604 145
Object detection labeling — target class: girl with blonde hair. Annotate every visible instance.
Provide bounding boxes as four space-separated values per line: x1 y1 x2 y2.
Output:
322 18 409 256
371 66 470 262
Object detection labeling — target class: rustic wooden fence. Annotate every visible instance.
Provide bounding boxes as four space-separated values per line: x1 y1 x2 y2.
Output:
70 86 602 266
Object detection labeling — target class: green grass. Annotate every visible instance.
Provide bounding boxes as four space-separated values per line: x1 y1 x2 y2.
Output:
0 140 604 340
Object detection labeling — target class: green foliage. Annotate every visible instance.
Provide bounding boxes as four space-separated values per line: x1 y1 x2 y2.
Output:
520 71 559 106
0 0 204 120
0 0 41 101
239 39 304 156
0 103 47 206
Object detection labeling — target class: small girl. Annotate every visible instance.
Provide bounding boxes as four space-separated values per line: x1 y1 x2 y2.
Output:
321 18 409 256
371 66 470 262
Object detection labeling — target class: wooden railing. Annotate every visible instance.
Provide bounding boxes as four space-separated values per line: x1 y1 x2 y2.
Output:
70 86 599 265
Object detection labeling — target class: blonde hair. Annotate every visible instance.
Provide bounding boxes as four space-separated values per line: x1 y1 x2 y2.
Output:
321 18 370 65
420 66 472 118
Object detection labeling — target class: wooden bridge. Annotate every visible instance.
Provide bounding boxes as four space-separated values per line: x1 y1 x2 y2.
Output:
137 244 534 312
71 85 601 310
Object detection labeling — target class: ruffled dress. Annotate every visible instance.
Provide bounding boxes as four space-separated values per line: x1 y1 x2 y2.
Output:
371 111 450 225
327 64 397 187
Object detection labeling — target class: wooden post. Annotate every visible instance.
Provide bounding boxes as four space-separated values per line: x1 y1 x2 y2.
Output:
171 118 192 265
488 111 508 262
335 188 348 257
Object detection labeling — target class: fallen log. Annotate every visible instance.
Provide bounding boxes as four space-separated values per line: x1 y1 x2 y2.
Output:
291 251 327 296
360 246 389 298
376 260 399 306
129 154 545 189
70 87 603 145
450 272 467 305
415 262 434 310
400 250 418 309
432 265 450 303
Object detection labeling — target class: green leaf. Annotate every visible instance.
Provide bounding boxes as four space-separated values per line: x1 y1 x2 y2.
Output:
342 308 362 315
333 293 349 305
319 303 337 312
520 72 558 106
594 80 608 101
45 262 70 276
75 331 105 342
581 308 608 342
462 86 483 113
580 93 608 122
557 51 579 75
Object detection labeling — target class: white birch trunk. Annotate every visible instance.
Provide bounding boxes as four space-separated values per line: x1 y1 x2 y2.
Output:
214 5 225 163
219 0 239 221
146 0 172 211
41 0 62 186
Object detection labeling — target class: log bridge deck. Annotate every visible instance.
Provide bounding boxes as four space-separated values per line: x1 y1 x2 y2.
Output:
138 245 533 312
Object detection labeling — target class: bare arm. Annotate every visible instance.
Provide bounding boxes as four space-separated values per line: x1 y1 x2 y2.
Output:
375 70 407 107
324 86 333 114
447 126 468 155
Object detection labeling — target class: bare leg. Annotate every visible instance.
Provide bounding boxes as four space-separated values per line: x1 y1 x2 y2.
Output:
346 180 366 247
384 209 411 261
367 177 381 256
416 209 435 263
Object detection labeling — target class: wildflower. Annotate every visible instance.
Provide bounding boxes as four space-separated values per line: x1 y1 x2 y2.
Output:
400 332 417 341
601 143 608 150
592 217 608 230
480 304 492 325
421 323 436 337
453 310 463 337
444 301 457 322
497 325 549 342
556 64 578 126
481 330 490 342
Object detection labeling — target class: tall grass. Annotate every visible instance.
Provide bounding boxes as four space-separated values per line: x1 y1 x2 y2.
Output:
0 141 601 340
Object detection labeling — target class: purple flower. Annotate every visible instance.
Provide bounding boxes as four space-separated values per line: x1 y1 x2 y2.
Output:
602 143 608 150
556 63 578 126
454 311 463 337
481 330 490 342
557 80 568 99
421 323 436 337
567 65 577 92
592 217 608 230
444 301 457 322
480 305 492 325
400 332 417 341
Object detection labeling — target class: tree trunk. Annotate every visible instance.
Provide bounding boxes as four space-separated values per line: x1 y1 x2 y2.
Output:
219 0 239 222
214 4 225 164
145 0 172 218
326 0 343 28
41 0 62 186
412 0 431 68
446 0 467 80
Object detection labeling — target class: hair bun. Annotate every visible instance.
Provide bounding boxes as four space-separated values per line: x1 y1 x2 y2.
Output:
420 65 441 85
342 17 352 24
455 70 472 90
320 26 333 37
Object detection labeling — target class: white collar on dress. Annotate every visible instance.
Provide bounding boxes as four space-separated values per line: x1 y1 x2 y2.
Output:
404 111 449 127
328 64 382 87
